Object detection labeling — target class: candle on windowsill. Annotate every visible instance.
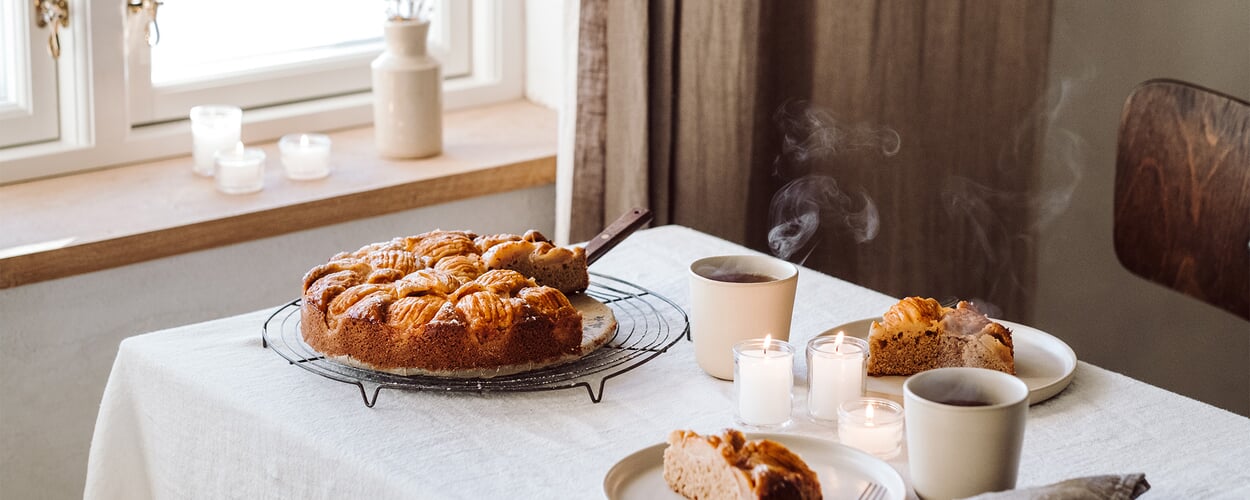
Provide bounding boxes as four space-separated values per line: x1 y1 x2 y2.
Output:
807 332 869 423
837 397 904 459
279 133 332 180
214 142 266 195
734 335 794 428
189 105 242 177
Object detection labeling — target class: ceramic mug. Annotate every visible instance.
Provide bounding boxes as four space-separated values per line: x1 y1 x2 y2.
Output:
904 367 1029 500
689 254 798 380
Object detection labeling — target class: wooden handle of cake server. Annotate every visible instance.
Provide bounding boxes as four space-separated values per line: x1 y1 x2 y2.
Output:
584 207 654 265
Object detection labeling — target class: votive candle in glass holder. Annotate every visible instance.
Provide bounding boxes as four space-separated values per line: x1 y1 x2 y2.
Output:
279 133 332 180
214 142 266 194
837 397 904 459
807 332 869 423
733 336 794 429
190 105 242 177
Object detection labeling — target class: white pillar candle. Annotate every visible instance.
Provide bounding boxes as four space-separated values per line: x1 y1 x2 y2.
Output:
214 142 266 195
190 105 242 177
734 336 794 428
279 133 332 180
807 333 869 422
838 398 904 459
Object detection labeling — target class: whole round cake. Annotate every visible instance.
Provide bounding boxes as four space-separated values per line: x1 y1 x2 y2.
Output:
300 229 616 377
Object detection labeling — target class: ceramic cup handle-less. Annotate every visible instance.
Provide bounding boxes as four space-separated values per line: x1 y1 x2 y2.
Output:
904 367 1029 500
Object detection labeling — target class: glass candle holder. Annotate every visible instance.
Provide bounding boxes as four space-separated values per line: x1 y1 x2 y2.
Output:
807 333 869 423
214 143 266 194
279 133 332 180
838 397 904 459
733 337 794 429
190 105 242 177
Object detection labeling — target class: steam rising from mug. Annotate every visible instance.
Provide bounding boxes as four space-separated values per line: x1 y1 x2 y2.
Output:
768 101 899 262
937 71 1089 312
768 177 879 260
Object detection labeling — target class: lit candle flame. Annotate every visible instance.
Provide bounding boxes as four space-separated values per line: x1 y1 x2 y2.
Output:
233 142 245 155
763 334 772 355
300 134 310 148
833 331 845 353
866 403 875 427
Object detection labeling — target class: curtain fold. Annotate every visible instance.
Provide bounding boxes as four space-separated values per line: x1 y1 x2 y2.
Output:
570 0 608 241
573 0 1053 320
572 0 674 238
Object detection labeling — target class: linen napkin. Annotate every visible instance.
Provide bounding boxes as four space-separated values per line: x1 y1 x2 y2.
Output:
961 474 1150 500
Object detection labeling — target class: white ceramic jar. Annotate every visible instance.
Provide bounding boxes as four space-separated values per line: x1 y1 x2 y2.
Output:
371 19 442 158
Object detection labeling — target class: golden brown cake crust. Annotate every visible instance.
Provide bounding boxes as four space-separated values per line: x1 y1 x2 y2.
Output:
299 229 607 377
663 429 822 500
867 297 1015 376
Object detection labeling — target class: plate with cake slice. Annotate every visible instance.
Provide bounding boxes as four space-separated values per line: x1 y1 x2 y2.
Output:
821 297 1077 404
604 429 905 500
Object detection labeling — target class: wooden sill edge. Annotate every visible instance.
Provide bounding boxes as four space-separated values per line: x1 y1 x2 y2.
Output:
0 100 557 289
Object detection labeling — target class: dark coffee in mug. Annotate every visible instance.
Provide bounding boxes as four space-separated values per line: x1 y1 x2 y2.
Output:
937 399 993 407
708 272 775 283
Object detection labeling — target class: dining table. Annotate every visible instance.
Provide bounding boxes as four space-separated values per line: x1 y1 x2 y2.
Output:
83 225 1250 499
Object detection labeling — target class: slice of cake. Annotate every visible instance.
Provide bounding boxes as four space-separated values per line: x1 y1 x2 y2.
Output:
662 429 822 500
476 230 589 294
867 297 1015 376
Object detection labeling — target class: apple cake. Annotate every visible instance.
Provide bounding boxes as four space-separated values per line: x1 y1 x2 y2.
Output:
663 429 822 500
866 297 1014 376
300 229 616 377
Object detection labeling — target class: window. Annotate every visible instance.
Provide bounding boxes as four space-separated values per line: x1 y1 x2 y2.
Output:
0 0 522 184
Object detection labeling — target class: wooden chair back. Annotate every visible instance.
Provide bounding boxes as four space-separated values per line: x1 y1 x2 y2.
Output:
1114 79 1250 320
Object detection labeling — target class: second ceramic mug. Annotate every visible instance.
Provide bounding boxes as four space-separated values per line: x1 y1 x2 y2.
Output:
904 367 1029 500
689 254 799 380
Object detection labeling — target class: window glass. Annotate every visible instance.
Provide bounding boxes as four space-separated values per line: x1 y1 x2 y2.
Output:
0 0 59 148
129 0 466 124
150 0 393 86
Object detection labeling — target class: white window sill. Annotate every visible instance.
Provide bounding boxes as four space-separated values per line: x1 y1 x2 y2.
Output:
0 100 556 289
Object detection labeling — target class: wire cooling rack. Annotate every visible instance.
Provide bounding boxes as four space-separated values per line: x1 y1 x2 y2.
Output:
262 272 689 407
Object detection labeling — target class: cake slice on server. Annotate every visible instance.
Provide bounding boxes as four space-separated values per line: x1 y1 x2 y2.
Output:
866 297 1015 376
475 230 590 293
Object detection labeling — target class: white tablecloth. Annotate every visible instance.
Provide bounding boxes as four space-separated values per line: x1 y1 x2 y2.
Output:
85 225 1250 499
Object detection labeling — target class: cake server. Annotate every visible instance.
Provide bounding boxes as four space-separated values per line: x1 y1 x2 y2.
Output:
584 207 653 265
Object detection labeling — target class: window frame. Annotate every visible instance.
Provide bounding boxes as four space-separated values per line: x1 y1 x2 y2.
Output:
0 0 522 185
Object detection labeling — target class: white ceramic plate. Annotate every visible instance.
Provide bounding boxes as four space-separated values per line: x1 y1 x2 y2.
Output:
603 433 906 500
821 318 1078 404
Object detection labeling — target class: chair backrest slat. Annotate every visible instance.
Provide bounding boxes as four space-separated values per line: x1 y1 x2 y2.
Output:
1114 79 1250 320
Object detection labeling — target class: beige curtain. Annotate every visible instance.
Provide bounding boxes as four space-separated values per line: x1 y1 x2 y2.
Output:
573 0 1053 320
571 0 658 240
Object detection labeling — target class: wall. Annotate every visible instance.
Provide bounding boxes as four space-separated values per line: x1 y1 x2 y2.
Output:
0 186 555 499
523 0 581 245
1035 0 1249 415
523 0 575 110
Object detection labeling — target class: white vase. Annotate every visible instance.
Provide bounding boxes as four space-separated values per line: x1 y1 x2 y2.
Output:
372 19 442 158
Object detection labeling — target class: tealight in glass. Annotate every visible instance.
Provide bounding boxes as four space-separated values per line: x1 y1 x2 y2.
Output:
214 143 266 194
279 133 332 180
838 397 904 459
806 333 868 423
733 337 794 429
